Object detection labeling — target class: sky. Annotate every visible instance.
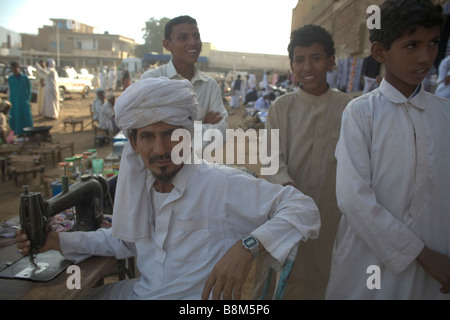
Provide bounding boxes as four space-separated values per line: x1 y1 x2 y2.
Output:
0 0 298 56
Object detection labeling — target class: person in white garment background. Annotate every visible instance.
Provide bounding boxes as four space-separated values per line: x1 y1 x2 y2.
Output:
16 76 321 300
107 67 116 91
230 74 243 109
35 58 60 119
98 92 119 135
435 54 450 99
99 66 107 91
91 88 105 122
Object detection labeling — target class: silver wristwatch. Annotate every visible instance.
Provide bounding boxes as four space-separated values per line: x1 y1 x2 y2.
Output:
241 234 259 259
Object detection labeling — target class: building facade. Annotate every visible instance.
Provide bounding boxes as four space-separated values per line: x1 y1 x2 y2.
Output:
20 19 135 71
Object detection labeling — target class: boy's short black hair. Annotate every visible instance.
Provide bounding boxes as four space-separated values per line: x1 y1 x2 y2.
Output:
370 0 445 50
287 25 335 62
165 15 198 40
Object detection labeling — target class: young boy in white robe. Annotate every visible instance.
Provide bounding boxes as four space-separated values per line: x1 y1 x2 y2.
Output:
326 0 450 299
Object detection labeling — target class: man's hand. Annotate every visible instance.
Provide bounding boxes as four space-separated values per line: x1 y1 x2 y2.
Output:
203 111 223 125
16 229 61 256
417 246 450 294
201 240 254 300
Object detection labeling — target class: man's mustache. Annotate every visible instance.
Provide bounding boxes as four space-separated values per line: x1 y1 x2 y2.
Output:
149 154 172 164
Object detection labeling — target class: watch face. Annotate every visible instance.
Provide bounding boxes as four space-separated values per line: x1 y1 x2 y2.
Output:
243 237 257 248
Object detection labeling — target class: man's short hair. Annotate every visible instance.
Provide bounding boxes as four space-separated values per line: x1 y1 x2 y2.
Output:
287 25 336 62
165 15 197 40
129 128 137 143
10 62 19 68
369 0 445 50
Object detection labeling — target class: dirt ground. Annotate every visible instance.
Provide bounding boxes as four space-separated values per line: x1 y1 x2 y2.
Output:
0 89 262 299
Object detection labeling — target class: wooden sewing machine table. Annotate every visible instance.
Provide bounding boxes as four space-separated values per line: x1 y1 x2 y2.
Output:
0 240 123 300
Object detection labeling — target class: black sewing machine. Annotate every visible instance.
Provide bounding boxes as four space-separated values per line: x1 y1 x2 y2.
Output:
0 174 111 282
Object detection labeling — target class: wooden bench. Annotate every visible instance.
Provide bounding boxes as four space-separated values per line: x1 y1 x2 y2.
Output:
63 117 84 133
28 141 75 168
28 145 59 168
6 154 44 187
0 144 22 157
55 141 75 160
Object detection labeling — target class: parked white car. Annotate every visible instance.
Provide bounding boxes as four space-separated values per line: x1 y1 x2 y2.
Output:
57 67 93 102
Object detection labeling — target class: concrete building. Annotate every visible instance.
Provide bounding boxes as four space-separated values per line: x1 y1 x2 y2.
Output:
0 27 23 64
20 19 136 71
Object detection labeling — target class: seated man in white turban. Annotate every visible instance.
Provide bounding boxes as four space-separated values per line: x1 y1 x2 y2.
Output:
16 77 321 300
98 92 119 135
91 88 105 121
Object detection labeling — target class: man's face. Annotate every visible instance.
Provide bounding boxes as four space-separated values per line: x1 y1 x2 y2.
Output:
374 26 440 97
290 42 335 96
131 122 184 183
163 23 202 66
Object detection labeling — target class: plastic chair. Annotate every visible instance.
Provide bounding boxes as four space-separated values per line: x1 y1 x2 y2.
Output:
257 244 298 300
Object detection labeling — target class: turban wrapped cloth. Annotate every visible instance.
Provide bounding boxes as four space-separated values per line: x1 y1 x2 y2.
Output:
112 77 198 242
115 76 198 137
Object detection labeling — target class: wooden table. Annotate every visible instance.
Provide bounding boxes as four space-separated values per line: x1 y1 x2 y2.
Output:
6 154 43 187
0 242 123 300
0 144 22 157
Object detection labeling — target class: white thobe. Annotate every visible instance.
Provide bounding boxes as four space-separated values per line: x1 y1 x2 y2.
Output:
35 64 60 119
248 74 256 89
108 70 115 90
141 60 228 140
59 161 320 300
91 98 103 121
326 79 450 300
98 101 115 133
99 70 107 91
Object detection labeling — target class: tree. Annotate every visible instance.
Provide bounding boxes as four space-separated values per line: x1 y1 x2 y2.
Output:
142 17 171 54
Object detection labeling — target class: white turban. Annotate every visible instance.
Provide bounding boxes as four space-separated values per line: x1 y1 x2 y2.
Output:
112 77 198 242
115 76 198 137
47 59 55 68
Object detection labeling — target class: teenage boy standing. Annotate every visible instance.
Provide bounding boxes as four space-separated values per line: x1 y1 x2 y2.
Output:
262 25 352 300
326 0 450 299
141 16 228 148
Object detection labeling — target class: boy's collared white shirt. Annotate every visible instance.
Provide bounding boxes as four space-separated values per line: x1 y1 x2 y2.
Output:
326 79 450 300
141 60 228 137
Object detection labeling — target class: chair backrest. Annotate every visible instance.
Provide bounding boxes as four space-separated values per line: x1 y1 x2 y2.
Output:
257 244 299 300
